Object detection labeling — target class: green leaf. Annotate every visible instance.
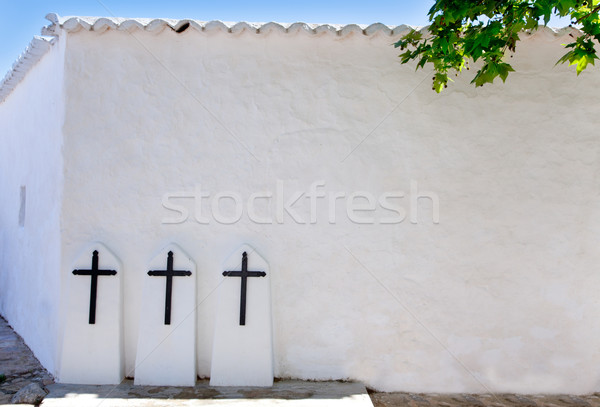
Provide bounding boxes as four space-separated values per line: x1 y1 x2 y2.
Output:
396 0 599 92
433 73 448 93
497 63 515 82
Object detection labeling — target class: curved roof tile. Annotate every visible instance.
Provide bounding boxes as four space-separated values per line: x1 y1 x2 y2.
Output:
42 13 421 37
0 13 582 104
0 36 55 103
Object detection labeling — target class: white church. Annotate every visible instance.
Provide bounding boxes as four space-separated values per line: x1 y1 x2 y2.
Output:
1 12 600 394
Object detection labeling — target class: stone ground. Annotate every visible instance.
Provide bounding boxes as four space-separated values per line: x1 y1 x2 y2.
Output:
0 317 53 405
2 314 600 406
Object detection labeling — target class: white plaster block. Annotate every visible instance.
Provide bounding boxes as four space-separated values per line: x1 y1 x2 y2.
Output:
134 244 196 386
210 245 273 387
59 243 123 384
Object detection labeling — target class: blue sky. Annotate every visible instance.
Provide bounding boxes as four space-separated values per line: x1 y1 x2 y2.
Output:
0 1 434 77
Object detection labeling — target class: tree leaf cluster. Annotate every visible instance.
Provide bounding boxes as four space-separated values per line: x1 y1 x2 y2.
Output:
395 0 600 92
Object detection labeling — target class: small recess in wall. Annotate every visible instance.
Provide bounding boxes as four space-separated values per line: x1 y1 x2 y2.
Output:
19 186 26 227
175 22 189 33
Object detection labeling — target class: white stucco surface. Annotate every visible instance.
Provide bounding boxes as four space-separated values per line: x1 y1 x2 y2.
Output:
134 244 197 386
57 26 600 393
210 245 273 386
59 243 123 384
2 16 600 394
0 33 65 374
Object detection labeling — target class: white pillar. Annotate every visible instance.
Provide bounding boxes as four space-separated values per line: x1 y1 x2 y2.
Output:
59 243 123 384
210 244 273 386
134 244 197 386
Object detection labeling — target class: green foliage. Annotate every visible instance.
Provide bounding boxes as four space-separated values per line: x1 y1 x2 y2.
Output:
0 373 6 383
395 0 600 92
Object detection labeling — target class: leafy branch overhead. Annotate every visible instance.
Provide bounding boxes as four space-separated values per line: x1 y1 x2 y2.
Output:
395 0 600 92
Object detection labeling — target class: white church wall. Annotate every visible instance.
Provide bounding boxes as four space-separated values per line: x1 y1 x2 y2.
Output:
59 26 600 393
0 34 66 374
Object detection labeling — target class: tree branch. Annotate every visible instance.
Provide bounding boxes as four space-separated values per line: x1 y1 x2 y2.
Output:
576 4 600 23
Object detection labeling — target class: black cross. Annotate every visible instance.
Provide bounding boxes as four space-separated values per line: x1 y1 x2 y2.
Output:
223 251 266 326
72 250 117 324
147 251 191 325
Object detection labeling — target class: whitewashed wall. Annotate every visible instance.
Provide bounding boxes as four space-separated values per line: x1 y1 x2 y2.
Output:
0 35 65 373
57 26 600 393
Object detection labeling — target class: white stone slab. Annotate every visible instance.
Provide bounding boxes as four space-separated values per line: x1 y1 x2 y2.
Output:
134 244 197 386
43 380 374 407
210 245 273 387
59 243 123 384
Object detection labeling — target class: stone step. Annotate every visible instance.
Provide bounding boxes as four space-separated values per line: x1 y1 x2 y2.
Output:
41 379 374 407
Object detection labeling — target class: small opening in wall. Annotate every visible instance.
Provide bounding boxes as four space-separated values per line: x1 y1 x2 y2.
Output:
19 186 26 227
175 22 190 33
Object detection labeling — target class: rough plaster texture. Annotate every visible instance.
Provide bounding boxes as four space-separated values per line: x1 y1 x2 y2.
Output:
54 27 600 393
210 245 273 386
59 243 124 384
0 33 65 374
134 244 197 386
57 27 600 393
2 21 600 394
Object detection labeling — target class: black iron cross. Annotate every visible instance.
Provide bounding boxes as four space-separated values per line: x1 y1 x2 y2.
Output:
72 250 117 324
223 251 266 326
147 251 191 325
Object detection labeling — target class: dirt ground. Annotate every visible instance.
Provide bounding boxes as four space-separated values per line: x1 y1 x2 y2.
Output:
369 389 600 407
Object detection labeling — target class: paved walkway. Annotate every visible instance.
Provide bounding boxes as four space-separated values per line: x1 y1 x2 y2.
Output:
370 391 600 407
2 314 600 406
